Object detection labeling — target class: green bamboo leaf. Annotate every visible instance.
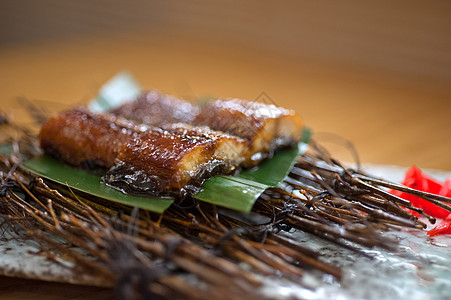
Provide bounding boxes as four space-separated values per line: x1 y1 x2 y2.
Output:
237 142 307 186
23 155 173 213
20 139 308 214
194 175 268 212
194 140 309 212
238 127 310 186
88 71 141 113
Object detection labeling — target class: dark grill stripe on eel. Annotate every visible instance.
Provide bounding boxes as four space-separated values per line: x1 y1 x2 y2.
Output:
39 107 246 197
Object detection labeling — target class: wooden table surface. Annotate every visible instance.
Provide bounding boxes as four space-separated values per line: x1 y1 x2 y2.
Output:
0 32 450 299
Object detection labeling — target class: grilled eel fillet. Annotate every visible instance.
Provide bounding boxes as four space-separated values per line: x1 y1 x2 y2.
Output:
39 107 246 197
111 92 303 167
106 123 246 196
193 98 302 166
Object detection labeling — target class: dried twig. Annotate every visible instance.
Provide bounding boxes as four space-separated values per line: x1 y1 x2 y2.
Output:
1 108 450 299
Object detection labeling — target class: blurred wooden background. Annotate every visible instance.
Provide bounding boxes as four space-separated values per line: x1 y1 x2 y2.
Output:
2 0 451 82
0 2 450 296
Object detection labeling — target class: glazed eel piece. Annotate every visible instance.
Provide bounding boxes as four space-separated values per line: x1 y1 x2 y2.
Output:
193 98 303 167
111 91 303 167
39 107 246 197
106 123 246 196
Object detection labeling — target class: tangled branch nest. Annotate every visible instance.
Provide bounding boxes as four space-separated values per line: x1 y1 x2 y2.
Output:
0 107 448 300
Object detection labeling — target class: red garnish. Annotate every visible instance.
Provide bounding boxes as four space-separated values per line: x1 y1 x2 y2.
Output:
390 165 451 236
428 214 451 237
439 178 451 198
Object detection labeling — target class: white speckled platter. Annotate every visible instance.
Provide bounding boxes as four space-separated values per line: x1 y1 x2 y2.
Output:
0 231 109 287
